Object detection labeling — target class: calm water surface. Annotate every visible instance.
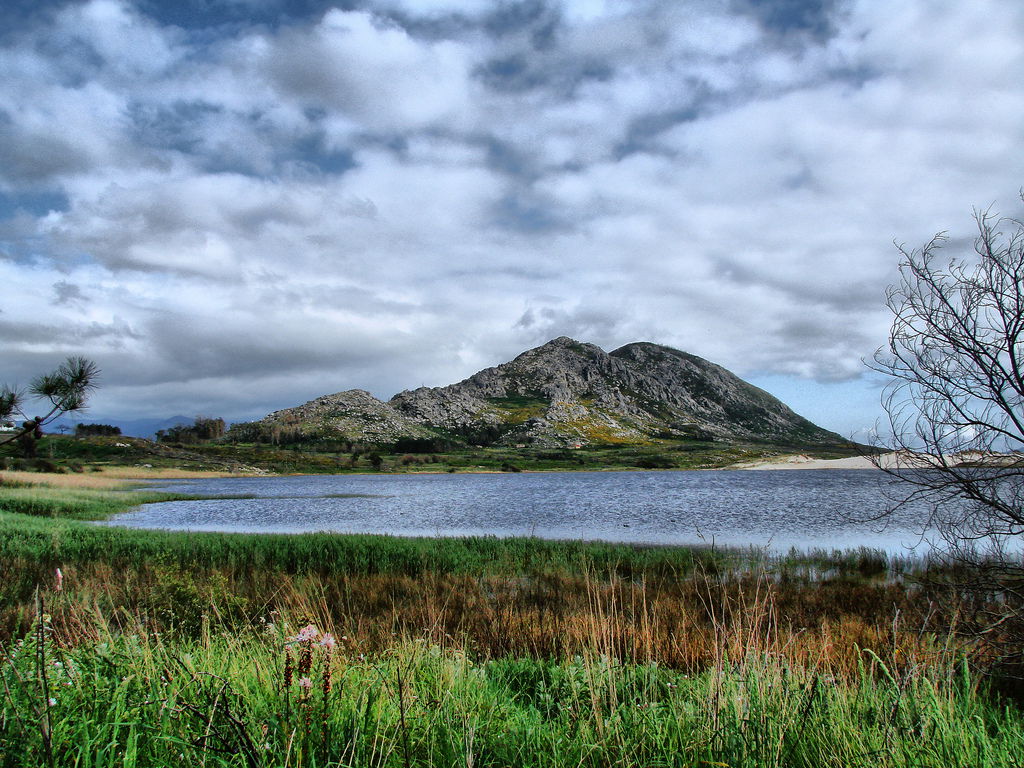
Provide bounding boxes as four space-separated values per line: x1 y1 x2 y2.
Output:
104 469 938 552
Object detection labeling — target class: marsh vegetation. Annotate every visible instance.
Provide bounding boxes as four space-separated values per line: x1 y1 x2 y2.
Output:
1 471 1023 765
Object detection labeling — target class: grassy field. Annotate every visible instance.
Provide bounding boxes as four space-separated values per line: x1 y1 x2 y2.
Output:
1 471 1022 766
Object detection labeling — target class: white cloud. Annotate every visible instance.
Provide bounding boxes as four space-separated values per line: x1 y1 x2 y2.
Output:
54 0 184 79
1 0 1023 436
264 10 476 132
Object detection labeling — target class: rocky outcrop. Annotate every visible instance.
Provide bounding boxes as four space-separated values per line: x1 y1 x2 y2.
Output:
389 337 846 447
243 337 847 449
248 389 436 444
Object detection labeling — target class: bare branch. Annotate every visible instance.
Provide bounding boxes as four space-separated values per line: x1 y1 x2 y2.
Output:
870 195 1024 670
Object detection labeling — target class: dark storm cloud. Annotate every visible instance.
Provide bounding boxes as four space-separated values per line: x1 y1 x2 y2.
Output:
102 307 459 405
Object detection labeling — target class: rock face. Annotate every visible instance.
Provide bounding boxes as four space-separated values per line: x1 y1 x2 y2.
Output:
249 389 437 445
388 337 843 447
244 337 846 448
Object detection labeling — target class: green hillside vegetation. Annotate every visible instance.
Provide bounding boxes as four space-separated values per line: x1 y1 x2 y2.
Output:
485 395 549 425
1 433 864 475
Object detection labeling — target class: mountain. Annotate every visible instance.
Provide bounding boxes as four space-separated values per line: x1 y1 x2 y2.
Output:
238 337 846 449
232 389 439 447
390 337 843 447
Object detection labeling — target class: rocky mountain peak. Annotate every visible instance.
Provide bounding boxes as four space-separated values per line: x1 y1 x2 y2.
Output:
387 337 845 447
242 337 847 449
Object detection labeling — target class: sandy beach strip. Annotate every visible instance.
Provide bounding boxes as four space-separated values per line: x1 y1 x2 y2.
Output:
731 451 1023 471
729 454 884 470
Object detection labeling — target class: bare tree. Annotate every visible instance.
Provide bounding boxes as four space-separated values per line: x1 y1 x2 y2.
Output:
869 199 1024 666
0 357 100 456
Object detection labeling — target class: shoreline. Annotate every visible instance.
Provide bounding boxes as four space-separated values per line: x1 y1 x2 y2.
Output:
727 454 883 471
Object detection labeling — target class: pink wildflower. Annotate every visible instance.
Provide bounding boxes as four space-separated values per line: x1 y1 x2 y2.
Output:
293 624 319 643
297 677 313 690
55 568 63 592
319 633 336 649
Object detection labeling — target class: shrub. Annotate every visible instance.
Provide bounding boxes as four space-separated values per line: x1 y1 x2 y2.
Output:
74 423 121 437
634 455 675 469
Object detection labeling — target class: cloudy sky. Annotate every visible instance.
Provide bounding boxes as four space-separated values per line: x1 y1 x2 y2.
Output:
2 0 1022 437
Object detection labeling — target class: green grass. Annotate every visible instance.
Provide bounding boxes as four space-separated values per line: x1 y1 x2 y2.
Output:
0 485 200 520
2 620 1021 767
0 511 725 579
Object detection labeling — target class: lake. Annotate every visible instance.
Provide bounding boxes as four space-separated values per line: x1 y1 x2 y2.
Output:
104 469 941 553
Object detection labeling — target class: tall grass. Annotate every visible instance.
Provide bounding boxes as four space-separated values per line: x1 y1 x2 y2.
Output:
2 598 1021 767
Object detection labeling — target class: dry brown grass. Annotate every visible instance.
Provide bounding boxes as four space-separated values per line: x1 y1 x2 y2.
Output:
98 467 243 479
0 467 245 489
12 560 967 682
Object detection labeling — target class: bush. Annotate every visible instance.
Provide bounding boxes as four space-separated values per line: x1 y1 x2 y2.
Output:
392 436 454 453
74 423 121 437
634 455 675 469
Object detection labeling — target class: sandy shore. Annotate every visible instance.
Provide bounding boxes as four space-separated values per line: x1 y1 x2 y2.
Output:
729 454 885 470
732 450 1024 471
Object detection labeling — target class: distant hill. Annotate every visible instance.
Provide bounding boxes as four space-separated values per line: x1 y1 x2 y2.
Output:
232 337 847 449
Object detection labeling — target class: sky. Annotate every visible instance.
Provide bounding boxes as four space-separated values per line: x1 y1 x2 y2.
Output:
1 0 1023 439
